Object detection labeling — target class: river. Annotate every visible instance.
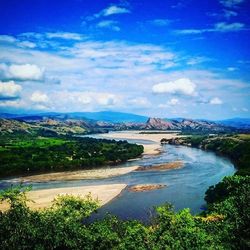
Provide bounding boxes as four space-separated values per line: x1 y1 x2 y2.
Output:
0 132 235 222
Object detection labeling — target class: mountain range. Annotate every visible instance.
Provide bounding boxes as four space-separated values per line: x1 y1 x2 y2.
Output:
1 111 249 135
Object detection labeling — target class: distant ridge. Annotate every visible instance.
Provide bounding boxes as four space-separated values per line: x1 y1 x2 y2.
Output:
0 111 249 131
217 118 250 129
0 111 149 123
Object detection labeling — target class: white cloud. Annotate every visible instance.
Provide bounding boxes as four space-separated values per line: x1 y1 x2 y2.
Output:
18 41 37 48
34 104 49 110
128 97 151 107
0 32 248 117
51 91 120 111
86 5 130 21
0 80 22 98
0 35 17 43
215 22 245 32
0 35 37 49
96 20 120 31
149 19 171 26
96 93 117 106
242 107 248 112
209 97 223 105
175 22 246 35
220 0 244 8
168 98 180 106
77 94 92 104
187 56 212 65
0 99 25 108
30 91 49 103
227 67 237 71
46 32 83 40
152 78 196 96
223 9 238 18
0 63 44 81
102 5 130 16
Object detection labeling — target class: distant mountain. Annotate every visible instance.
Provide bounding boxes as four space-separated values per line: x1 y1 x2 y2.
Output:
1 111 249 133
218 118 250 129
0 111 148 123
67 111 148 123
145 118 230 132
0 118 88 136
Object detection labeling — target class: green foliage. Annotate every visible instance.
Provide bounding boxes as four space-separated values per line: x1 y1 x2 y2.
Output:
0 135 144 177
151 204 222 250
0 187 232 250
205 175 250 203
204 175 250 249
0 185 31 208
51 194 99 219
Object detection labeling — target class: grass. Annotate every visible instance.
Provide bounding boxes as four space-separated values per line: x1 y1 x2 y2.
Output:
3 137 67 149
235 134 250 140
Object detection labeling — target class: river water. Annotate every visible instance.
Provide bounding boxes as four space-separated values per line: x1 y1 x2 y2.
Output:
0 132 235 222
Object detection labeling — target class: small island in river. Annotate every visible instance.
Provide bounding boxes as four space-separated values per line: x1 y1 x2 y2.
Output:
136 161 184 171
128 184 166 192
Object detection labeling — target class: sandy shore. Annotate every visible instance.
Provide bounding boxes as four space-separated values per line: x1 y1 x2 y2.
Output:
0 184 127 211
10 166 139 183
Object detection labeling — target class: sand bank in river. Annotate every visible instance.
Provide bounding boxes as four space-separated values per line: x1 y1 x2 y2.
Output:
128 184 166 192
136 161 184 171
0 184 127 211
12 166 139 183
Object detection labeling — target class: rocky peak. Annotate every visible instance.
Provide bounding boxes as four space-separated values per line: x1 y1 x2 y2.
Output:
146 117 176 130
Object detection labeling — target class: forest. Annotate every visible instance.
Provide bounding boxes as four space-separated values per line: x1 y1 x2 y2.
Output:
0 135 144 177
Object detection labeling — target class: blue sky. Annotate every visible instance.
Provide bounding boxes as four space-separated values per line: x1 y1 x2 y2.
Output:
0 0 250 119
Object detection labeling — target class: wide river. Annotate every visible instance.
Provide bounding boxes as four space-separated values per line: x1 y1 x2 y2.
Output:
0 132 235 222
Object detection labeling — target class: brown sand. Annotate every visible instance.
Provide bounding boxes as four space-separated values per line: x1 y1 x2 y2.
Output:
128 184 166 192
11 166 139 183
136 161 184 171
0 184 127 211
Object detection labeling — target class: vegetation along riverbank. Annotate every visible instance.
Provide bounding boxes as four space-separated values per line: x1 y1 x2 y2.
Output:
0 134 143 178
0 133 249 249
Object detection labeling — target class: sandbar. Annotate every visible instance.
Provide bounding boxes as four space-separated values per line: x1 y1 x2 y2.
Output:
136 161 184 171
11 166 139 183
0 184 127 211
128 184 166 192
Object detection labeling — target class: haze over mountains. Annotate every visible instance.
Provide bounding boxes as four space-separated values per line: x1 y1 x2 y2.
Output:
1 111 250 135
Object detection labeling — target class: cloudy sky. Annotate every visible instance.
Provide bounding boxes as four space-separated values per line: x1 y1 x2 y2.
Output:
0 0 250 119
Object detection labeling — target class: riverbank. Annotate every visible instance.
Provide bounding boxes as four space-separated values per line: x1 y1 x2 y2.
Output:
0 184 127 211
9 166 139 183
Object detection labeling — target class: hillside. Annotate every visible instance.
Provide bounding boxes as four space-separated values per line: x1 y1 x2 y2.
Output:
0 116 237 135
0 118 88 136
218 118 250 129
1 112 249 132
